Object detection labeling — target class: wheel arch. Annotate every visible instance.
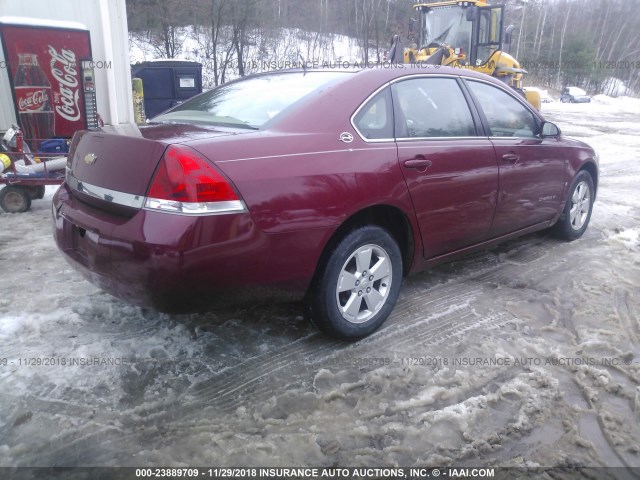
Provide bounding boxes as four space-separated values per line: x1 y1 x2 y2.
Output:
579 161 599 199
310 204 415 290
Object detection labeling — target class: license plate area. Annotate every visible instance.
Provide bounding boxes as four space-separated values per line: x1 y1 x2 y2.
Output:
72 223 97 261
66 221 111 270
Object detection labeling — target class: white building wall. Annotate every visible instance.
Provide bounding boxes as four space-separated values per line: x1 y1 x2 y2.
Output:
0 0 133 130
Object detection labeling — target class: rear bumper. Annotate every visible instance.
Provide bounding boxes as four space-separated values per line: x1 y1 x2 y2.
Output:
52 183 329 312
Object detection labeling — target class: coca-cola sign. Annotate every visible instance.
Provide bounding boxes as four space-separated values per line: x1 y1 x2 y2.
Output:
49 45 81 122
0 22 92 139
16 88 50 112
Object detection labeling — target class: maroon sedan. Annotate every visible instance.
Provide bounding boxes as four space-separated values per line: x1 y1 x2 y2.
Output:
53 66 598 340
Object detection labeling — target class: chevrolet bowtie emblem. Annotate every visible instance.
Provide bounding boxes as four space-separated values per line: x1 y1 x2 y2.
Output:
84 153 97 165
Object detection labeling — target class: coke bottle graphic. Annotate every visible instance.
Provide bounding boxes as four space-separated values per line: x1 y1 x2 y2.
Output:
14 53 55 148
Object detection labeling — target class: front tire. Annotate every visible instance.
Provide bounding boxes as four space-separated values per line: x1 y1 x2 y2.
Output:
553 170 594 240
308 226 403 341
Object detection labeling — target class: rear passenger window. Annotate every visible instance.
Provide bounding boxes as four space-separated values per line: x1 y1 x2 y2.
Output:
467 80 538 138
353 87 394 140
392 77 476 138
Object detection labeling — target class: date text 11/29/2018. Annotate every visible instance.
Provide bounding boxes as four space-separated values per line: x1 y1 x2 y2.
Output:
134 467 496 478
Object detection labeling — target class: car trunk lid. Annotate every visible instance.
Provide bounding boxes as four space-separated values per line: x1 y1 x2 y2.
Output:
66 124 238 213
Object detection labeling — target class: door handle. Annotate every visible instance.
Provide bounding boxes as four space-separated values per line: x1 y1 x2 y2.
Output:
404 159 433 170
502 153 519 163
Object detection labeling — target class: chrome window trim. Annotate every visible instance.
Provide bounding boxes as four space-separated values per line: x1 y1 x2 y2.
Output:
390 74 480 141
398 137 490 149
388 73 460 85
358 137 396 143
351 74 477 144
351 73 542 144
350 82 396 143
460 76 543 126
489 136 540 140
396 136 484 142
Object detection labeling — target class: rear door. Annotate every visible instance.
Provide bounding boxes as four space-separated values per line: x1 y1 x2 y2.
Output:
392 76 499 259
465 80 565 236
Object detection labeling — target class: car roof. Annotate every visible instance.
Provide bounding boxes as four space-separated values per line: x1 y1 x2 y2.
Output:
567 86 587 95
245 64 507 85
183 63 545 143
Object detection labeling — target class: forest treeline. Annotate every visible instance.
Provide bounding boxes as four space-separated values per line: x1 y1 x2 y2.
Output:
126 0 640 95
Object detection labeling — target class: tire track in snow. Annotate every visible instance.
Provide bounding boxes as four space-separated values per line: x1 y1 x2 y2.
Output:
164 281 517 419
614 288 640 349
2 217 603 465
24 229 561 461
7 280 518 466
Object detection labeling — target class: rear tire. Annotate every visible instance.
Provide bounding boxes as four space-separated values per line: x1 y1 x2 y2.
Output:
0 186 31 213
553 170 594 240
307 226 402 341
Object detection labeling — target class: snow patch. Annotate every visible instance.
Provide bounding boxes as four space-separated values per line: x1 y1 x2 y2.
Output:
0 310 80 339
609 228 640 250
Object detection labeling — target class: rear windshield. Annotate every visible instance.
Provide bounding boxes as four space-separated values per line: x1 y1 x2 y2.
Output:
153 71 349 129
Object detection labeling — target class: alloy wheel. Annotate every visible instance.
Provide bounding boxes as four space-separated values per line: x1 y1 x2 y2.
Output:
569 180 591 230
335 244 392 324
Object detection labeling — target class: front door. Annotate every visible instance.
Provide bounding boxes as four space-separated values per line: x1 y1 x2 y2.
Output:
392 76 499 259
465 80 566 236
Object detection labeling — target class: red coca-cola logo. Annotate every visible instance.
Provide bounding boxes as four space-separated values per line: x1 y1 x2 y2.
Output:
16 87 50 112
48 45 81 122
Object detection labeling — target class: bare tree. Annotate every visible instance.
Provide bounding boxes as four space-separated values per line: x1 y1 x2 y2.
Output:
126 0 640 95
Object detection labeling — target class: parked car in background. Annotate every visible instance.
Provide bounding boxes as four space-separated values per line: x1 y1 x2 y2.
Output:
560 87 591 103
53 66 599 340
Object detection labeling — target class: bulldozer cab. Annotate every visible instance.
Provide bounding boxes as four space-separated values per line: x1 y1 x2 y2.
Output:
414 1 504 67
394 1 541 109
472 4 504 66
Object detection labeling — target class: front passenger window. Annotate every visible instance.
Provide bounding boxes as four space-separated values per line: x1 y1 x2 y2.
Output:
467 81 538 138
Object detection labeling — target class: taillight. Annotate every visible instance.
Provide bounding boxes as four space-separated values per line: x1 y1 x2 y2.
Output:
145 145 245 215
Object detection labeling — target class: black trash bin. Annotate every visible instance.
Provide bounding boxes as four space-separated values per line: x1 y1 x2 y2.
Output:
131 60 203 119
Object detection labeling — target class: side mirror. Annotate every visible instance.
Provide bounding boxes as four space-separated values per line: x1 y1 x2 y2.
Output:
466 6 478 21
540 121 561 138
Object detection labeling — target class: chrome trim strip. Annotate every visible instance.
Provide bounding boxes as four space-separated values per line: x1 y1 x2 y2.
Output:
66 171 145 209
66 170 247 216
357 137 395 143
396 136 484 142
486 136 540 140
143 198 247 216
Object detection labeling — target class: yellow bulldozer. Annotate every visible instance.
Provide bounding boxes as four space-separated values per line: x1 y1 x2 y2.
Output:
388 0 541 109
